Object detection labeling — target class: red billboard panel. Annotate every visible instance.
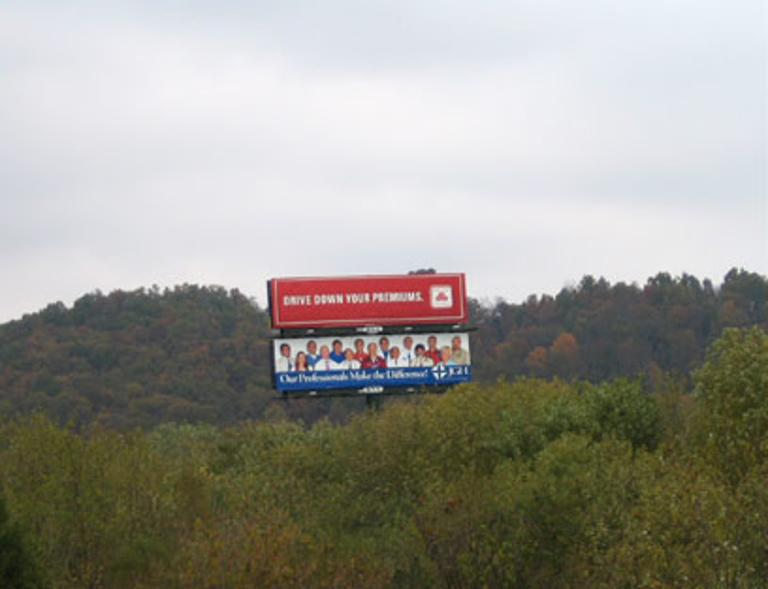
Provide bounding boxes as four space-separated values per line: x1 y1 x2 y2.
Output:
269 273 468 329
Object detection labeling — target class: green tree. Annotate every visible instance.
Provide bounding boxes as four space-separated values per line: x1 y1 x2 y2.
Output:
694 326 768 485
0 493 42 589
581 379 661 450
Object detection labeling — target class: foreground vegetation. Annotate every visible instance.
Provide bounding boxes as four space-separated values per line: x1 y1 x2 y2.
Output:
1 327 766 588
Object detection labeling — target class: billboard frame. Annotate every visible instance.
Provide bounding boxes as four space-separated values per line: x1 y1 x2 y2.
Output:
267 273 474 403
270 323 476 338
272 385 453 410
267 273 469 331
269 331 473 396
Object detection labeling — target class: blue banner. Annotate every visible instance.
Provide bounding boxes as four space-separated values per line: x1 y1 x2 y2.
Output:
275 365 472 393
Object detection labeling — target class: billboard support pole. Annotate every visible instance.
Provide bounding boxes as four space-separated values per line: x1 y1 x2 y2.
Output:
365 395 381 412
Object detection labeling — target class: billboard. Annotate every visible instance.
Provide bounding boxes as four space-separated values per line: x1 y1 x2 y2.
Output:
269 273 468 329
272 332 471 393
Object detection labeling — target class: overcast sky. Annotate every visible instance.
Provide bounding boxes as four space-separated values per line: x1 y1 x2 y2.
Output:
1 0 766 322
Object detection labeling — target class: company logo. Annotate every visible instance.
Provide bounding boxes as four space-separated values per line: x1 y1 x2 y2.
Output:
430 285 453 309
432 364 449 380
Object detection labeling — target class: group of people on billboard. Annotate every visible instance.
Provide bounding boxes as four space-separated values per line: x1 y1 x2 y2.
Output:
275 334 470 373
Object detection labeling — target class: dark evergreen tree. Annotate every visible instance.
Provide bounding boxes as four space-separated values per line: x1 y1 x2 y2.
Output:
0 494 42 589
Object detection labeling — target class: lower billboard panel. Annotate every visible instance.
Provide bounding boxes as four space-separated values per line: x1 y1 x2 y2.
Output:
276 365 472 392
272 332 472 393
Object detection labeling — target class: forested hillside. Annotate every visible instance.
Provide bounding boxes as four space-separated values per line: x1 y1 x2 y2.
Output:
0 327 766 588
0 269 765 428
0 286 274 428
472 268 767 381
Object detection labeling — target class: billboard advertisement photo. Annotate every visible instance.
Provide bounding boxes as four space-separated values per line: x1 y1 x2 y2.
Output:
269 273 468 329
272 332 471 393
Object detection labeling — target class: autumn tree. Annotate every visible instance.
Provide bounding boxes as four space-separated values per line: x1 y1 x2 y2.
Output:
549 332 580 377
526 346 549 375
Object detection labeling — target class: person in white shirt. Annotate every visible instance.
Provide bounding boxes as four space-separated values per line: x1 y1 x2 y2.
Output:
343 348 361 370
314 345 344 371
275 343 294 372
379 336 392 360
411 344 435 367
387 346 410 368
451 336 471 365
401 336 415 365
438 346 457 366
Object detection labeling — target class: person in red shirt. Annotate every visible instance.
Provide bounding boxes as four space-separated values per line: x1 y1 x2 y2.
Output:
424 335 442 366
362 342 387 369
295 352 310 372
353 338 368 363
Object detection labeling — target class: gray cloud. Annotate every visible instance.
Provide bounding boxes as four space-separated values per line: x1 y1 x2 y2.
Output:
0 0 765 321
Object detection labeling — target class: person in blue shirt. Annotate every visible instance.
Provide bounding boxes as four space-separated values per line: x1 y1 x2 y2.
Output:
330 339 346 364
306 340 320 368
